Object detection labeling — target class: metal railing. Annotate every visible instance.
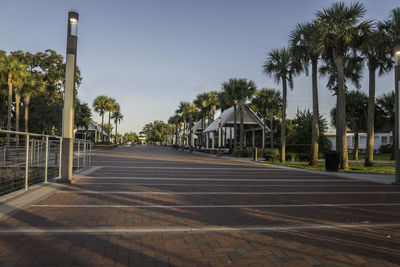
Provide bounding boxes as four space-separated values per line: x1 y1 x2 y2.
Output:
0 130 92 196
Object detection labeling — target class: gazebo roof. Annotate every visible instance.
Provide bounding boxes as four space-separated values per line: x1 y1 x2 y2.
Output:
203 104 269 133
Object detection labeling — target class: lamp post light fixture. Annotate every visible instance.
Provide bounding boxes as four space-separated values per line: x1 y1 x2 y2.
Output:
60 11 79 183
395 45 400 186
217 117 222 157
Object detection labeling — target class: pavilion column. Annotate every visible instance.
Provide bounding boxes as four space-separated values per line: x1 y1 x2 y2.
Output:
212 132 215 149
252 129 255 148
262 129 265 149
222 127 226 147
206 133 209 148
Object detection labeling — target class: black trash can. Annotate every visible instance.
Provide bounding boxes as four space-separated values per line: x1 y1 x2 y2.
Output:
325 151 340 171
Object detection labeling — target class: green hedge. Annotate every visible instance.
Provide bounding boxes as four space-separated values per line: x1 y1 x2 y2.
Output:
264 148 280 161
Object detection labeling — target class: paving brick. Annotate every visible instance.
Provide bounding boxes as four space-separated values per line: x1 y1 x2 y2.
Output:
1 146 400 266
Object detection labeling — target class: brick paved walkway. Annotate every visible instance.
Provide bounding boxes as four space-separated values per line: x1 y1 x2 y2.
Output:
1 146 400 266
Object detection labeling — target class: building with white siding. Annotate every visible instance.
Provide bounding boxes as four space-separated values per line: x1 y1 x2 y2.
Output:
325 132 393 152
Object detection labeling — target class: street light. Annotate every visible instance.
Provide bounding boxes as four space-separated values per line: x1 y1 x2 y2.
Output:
217 117 222 157
189 114 193 152
395 45 400 185
60 11 79 183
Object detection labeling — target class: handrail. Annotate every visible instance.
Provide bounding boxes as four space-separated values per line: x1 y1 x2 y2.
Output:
0 129 62 139
0 129 92 194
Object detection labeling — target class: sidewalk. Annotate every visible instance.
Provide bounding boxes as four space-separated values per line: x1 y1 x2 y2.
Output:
192 151 396 185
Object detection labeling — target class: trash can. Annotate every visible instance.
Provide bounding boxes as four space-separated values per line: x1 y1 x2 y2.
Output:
325 151 340 171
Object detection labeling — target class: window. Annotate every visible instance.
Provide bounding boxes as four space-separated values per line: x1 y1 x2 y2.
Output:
382 136 388 145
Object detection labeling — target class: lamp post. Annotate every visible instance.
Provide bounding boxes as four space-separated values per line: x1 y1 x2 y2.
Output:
60 11 78 183
189 114 193 152
217 117 222 157
182 115 186 150
395 45 400 186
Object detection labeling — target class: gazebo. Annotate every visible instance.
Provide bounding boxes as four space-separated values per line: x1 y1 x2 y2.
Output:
202 104 269 150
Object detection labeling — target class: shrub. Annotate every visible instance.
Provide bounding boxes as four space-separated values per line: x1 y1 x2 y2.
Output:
286 153 296 162
286 144 311 154
379 144 392 154
264 148 280 162
296 153 310 162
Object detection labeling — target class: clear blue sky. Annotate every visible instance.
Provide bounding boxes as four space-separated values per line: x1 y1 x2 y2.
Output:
1 0 399 133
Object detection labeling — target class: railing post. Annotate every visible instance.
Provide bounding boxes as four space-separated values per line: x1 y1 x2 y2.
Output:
59 138 63 178
83 141 87 169
45 136 49 183
77 140 80 171
25 135 30 191
30 140 33 165
89 142 92 168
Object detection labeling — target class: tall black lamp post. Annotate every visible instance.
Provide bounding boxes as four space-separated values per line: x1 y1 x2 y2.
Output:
217 117 222 157
60 11 78 183
395 45 400 185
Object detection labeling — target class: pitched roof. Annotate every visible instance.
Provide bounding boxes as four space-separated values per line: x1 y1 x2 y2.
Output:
203 104 269 133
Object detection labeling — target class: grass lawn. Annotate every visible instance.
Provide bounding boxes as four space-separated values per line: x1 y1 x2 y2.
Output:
258 161 395 175
347 153 393 161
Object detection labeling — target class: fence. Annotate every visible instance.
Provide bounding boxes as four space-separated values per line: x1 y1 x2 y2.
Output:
0 130 92 196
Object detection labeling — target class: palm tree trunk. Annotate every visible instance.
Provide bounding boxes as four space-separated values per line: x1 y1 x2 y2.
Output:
281 77 287 163
115 121 118 144
15 89 21 146
101 113 104 142
239 100 244 151
175 124 178 149
310 59 319 166
24 96 30 133
353 132 359 160
336 53 349 170
233 102 237 150
336 95 340 152
263 109 266 149
189 115 193 152
391 127 395 161
269 109 274 149
229 126 233 150
365 67 375 166
108 112 111 142
7 74 13 145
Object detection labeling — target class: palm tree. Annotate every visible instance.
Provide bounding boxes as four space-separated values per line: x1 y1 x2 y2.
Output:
331 91 368 160
263 48 297 162
111 110 123 144
376 92 395 160
385 7 400 44
168 114 182 148
0 55 27 144
221 80 238 150
92 95 108 141
360 26 393 166
193 91 218 148
20 71 44 133
221 78 256 151
168 115 179 147
315 2 370 170
290 22 320 166
106 97 117 142
176 102 198 150
251 88 281 149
